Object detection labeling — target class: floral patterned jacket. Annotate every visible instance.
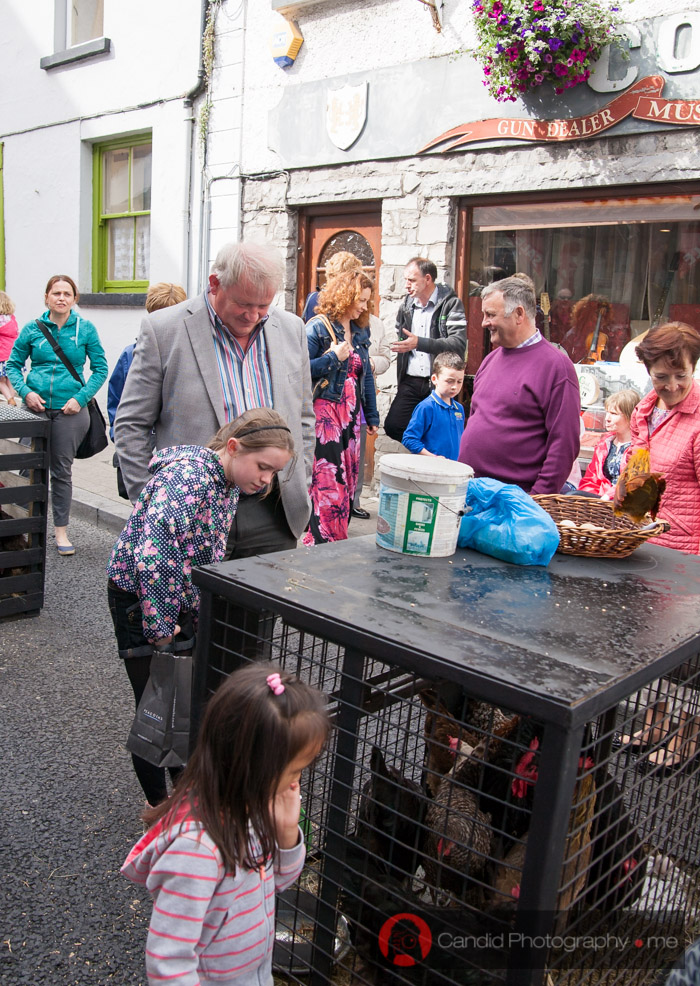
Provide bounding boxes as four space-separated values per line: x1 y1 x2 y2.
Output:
107 446 239 640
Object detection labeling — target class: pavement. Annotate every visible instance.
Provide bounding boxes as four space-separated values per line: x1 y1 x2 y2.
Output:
1 446 379 985
69 445 380 540
1 515 153 984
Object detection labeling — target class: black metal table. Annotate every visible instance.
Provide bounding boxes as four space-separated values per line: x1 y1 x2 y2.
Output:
196 536 700 723
0 403 50 617
194 537 700 986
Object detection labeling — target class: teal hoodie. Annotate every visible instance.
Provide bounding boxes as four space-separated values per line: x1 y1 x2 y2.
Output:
6 309 108 409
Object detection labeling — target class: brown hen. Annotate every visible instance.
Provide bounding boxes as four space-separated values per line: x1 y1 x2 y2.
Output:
613 448 666 525
424 748 493 903
420 690 480 797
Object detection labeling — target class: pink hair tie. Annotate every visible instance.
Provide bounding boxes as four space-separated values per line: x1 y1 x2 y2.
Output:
266 673 285 696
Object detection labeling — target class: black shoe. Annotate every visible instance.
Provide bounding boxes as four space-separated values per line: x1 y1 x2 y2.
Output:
351 506 370 520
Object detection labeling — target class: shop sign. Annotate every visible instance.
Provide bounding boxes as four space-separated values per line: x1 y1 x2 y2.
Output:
268 12 699 169
421 76 699 153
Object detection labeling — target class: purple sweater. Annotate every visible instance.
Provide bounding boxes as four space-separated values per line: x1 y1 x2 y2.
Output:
458 339 580 494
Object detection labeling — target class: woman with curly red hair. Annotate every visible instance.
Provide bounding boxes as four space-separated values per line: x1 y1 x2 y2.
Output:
304 269 379 543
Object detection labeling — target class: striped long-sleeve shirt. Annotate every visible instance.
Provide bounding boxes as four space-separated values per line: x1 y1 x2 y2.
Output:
122 812 305 985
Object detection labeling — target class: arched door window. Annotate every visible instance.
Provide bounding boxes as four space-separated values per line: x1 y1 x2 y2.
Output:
315 231 376 292
297 206 382 317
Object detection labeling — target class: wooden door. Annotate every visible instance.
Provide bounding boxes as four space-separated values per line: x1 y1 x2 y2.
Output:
296 205 382 317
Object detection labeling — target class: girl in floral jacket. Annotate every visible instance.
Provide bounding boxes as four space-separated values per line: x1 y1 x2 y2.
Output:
107 407 295 805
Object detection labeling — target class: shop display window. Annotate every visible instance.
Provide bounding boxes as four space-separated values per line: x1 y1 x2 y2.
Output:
465 192 700 369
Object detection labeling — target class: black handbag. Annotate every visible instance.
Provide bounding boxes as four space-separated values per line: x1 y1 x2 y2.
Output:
35 320 108 458
126 649 193 768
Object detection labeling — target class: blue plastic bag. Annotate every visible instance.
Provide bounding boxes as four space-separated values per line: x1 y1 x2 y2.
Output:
458 477 560 566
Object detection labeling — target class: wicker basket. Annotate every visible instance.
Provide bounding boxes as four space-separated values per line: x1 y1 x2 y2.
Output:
532 495 669 559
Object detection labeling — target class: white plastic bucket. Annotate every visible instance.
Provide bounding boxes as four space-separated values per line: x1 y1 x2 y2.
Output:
376 454 474 557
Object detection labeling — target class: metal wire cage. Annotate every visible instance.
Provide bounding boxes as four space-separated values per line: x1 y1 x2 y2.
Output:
193 539 700 986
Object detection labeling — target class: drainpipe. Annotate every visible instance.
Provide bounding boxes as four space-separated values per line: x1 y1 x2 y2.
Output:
183 0 210 295
198 0 249 290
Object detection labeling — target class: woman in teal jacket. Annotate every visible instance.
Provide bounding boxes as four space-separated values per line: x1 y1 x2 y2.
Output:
7 275 108 555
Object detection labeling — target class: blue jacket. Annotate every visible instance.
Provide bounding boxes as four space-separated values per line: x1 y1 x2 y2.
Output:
107 343 135 440
402 391 465 459
306 315 379 427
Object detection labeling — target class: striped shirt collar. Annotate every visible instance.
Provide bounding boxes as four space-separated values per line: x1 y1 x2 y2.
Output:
203 290 273 423
517 328 543 349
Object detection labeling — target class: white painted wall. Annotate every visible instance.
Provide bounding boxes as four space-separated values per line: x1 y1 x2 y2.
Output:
0 0 204 387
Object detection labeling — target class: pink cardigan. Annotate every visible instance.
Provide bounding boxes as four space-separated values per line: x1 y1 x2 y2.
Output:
630 381 700 554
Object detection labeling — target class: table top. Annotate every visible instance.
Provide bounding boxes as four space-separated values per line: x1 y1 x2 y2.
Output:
196 536 700 725
0 402 51 437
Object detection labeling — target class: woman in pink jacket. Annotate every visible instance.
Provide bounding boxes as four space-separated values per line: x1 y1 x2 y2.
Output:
630 321 700 555
624 322 700 772
0 291 19 405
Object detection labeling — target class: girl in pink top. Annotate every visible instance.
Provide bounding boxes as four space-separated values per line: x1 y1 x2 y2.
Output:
578 389 641 498
0 291 19 405
122 664 331 986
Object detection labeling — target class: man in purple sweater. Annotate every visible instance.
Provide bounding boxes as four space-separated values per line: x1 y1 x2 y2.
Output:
459 275 580 494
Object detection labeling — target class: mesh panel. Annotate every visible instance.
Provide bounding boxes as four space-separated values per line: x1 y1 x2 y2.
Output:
193 591 700 986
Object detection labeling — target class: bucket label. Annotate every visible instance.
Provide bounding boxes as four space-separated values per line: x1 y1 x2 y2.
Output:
377 489 440 555
402 493 438 554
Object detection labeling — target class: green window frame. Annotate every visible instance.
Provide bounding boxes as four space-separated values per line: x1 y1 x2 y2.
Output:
92 135 152 293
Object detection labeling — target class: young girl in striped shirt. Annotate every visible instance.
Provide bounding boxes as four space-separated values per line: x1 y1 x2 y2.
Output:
122 663 330 986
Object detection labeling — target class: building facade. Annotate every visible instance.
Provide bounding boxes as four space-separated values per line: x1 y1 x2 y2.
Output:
2 1 699 443
195 0 699 465
0 0 206 373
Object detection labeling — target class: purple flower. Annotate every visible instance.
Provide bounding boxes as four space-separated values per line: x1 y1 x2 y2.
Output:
534 73 544 83
548 36 564 51
544 53 553 62
553 62 569 76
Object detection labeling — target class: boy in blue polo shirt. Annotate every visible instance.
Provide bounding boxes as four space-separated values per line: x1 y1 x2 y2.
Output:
402 352 466 460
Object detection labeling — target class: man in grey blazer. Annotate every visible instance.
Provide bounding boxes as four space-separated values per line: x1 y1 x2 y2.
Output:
114 241 314 558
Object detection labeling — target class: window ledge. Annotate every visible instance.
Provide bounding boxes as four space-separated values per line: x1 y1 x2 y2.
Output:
79 293 146 308
40 37 111 70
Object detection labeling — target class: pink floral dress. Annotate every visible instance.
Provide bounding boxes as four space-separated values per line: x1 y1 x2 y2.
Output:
303 352 363 544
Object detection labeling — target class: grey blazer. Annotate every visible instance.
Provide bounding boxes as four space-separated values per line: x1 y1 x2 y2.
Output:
114 293 314 538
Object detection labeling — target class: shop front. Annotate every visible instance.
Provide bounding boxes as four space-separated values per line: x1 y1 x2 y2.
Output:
455 184 700 448
233 3 700 468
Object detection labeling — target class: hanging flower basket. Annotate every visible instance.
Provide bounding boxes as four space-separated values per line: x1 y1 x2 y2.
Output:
471 0 624 103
